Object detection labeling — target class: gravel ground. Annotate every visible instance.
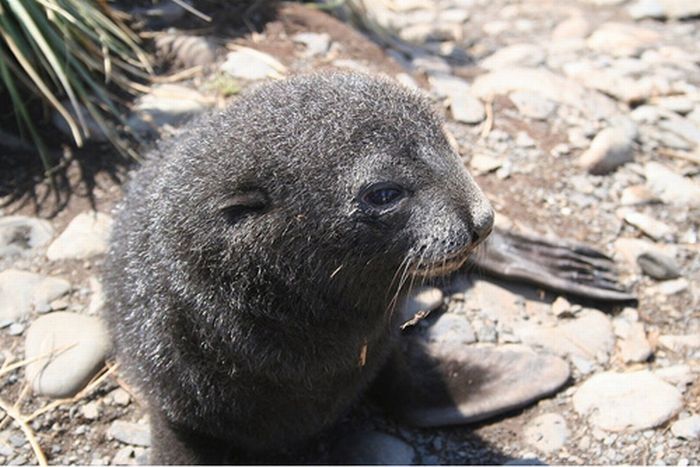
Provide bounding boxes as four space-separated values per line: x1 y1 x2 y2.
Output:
0 0 699 464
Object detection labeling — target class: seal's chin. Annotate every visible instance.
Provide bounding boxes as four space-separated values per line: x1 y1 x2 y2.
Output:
409 243 477 278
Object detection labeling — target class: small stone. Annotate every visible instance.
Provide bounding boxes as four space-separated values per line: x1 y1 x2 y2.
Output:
128 84 213 134
481 44 545 70
155 34 217 68
428 73 471 98
629 0 700 19
578 127 635 175
8 323 24 336
628 0 667 19
653 278 688 296
471 67 617 120
112 446 138 466
80 401 100 420
509 91 557 120
524 413 570 453
0 216 54 259
644 162 700 209
0 270 70 322
293 32 330 57
46 212 113 261
620 185 658 206
587 22 660 57
470 154 503 174
573 371 683 431
654 365 696 389
108 421 151 447
515 131 536 148
331 431 416 464
450 94 485 124
622 211 674 241
87 277 105 316
551 296 573 318
426 313 476 347
109 388 131 407
25 312 111 397
658 334 700 352
671 415 700 440
637 251 680 280
220 47 285 80
658 117 700 147
614 238 677 269
652 96 695 116
613 318 652 363
552 16 591 40
518 309 615 364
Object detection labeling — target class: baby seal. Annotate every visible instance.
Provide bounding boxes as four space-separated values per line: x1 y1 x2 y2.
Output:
104 71 494 463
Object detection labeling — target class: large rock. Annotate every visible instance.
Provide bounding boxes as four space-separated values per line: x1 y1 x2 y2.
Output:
25 312 111 397
471 67 617 120
0 216 54 259
47 212 113 261
0 270 70 322
573 371 683 431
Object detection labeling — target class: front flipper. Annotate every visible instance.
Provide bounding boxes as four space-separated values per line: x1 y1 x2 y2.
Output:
373 338 570 428
472 229 635 302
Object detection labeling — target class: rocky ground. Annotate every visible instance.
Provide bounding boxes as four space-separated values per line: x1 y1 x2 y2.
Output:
1 0 699 464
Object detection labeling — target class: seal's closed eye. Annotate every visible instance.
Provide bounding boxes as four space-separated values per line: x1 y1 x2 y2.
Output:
358 182 407 214
219 190 268 224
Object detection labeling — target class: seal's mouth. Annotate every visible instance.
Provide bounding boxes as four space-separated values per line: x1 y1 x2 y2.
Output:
409 242 477 278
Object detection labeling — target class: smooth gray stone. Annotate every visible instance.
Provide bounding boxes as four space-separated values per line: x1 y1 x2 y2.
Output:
331 431 416 465
108 421 152 447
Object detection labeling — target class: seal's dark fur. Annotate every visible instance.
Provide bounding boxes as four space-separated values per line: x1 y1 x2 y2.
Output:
103 71 493 463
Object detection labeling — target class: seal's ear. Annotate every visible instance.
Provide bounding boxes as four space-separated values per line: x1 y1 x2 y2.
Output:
219 190 269 225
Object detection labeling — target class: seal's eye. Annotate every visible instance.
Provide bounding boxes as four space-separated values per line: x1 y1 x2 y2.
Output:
360 183 406 210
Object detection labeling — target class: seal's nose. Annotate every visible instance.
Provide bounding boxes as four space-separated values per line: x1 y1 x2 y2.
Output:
471 207 494 247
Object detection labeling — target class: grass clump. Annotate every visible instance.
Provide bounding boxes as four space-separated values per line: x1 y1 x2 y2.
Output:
0 0 152 171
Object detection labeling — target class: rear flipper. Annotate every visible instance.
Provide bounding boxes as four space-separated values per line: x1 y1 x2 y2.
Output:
471 228 635 302
372 339 570 428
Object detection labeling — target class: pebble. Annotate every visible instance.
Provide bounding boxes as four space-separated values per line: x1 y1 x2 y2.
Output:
652 278 688 296
518 309 615 365
450 94 485 124
573 371 683 431
80 401 100 420
128 84 213 134
471 67 617 120
470 154 503 175
428 72 471 98
613 317 652 363
108 421 152 447
637 250 680 280
644 162 700 208
46 212 113 261
629 0 700 19
154 34 217 68
7 323 24 336
614 237 678 269
654 365 696 389
523 413 570 453
108 388 131 407
111 446 142 466
620 185 658 205
658 333 700 352
671 415 700 440
552 16 591 40
0 270 70 322
621 211 674 241
509 91 557 120
25 312 111 397
221 47 285 80
330 431 416 464
578 127 636 175
658 116 700 147
0 216 54 259
293 32 331 57
481 44 545 70
551 296 574 318
587 22 660 57
88 277 105 316
425 313 476 347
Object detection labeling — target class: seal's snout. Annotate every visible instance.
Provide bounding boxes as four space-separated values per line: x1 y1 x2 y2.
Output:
471 206 494 247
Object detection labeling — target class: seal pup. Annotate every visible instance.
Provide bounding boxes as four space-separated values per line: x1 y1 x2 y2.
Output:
104 70 630 464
